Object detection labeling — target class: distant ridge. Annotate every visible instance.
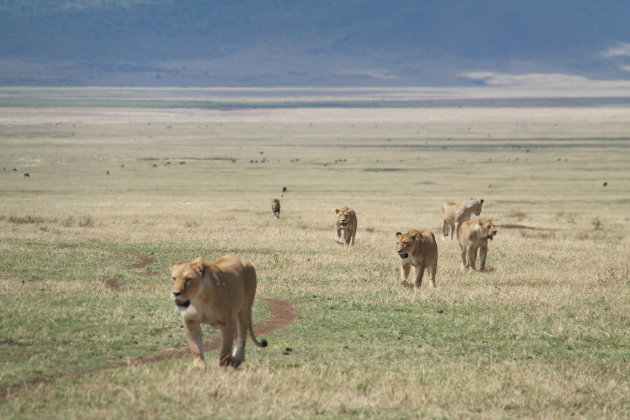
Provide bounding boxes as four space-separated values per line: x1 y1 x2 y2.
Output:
1 0 630 86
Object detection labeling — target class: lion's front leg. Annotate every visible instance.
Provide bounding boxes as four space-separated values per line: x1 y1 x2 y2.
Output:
335 227 344 244
460 246 467 270
400 263 413 287
183 319 206 370
466 245 477 270
413 263 425 288
479 246 488 271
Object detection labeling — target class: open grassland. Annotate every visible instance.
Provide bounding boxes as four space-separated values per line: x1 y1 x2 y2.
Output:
0 92 629 418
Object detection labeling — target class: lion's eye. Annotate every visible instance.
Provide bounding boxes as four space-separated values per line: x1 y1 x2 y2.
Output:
171 277 176 282
185 278 191 283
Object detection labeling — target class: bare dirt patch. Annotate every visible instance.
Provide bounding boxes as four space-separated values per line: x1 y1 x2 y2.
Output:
101 278 121 291
0 298 298 400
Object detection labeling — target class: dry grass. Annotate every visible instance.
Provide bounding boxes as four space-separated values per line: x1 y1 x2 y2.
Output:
0 89 629 418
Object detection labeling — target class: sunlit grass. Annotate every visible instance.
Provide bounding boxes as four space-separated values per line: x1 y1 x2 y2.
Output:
0 94 629 418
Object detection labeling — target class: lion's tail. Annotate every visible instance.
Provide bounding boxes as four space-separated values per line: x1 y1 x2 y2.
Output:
249 322 268 348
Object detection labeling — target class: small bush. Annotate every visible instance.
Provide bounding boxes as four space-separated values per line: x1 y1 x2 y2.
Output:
591 217 603 231
78 215 95 227
8 215 44 224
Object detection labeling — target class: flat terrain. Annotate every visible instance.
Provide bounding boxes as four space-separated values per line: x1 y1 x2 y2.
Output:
0 88 629 418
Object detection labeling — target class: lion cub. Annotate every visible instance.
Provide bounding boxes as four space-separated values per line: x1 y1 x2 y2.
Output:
395 229 438 288
458 220 497 271
170 255 268 369
335 207 357 245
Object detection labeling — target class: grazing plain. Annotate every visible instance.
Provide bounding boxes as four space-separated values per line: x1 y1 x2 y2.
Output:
0 89 629 419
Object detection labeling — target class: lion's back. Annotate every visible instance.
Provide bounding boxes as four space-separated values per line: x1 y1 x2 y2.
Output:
410 229 438 265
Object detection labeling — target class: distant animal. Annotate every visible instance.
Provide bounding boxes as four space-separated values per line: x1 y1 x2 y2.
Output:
106 170 109 175
271 198 281 219
458 220 497 271
441 198 484 240
170 255 268 369
23 173 30 178
281 186 287 197
335 207 357 245
395 230 438 288
603 182 608 187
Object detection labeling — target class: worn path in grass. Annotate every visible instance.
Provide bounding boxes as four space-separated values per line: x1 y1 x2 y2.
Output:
0 295 298 400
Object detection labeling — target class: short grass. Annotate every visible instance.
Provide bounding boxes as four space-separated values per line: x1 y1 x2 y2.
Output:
0 89 629 419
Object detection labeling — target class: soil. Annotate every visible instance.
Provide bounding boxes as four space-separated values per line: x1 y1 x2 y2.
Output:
0 298 297 400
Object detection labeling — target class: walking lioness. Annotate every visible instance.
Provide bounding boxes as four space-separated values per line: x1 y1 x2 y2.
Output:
458 219 497 271
441 198 484 240
395 229 438 288
335 207 357 245
271 198 281 219
170 255 268 369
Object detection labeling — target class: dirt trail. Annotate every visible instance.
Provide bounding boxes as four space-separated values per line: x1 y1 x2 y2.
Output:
0 298 297 400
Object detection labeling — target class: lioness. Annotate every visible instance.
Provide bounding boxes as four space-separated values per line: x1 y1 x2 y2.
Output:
458 219 497 271
441 198 484 240
271 198 281 219
170 255 268 369
395 229 438 288
335 207 357 245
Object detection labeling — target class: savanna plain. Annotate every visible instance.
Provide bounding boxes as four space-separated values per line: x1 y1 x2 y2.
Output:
0 88 629 419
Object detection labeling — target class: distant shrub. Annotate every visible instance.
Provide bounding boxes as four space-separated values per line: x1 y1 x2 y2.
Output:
8 215 44 224
78 215 95 227
508 211 527 222
591 217 603 231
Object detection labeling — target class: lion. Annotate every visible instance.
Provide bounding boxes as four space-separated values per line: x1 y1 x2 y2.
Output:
271 198 281 219
395 229 438 288
335 207 357 245
441 198 484 240
170 255 268 369
458 219 497 271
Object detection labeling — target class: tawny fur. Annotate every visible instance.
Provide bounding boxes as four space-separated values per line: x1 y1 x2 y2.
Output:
395 229 438 288
335 207 357 245
170 255 268 369
271 198 281 219
458 220 497 271
441 198 484 240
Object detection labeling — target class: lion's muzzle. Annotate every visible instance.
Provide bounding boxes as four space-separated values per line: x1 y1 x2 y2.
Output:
175 298 191 308
398 252 409 259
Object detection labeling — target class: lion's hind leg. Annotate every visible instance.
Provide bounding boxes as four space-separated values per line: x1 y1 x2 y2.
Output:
219 316 238 367
428 264 437 288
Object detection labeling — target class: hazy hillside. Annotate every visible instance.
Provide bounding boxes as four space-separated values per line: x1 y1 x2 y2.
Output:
1 0 630 86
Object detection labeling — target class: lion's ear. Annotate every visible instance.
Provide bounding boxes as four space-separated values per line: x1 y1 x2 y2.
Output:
395 232 403 239
335 208 340 214
190 257 208 275
480 199 484 204
410 233 418 241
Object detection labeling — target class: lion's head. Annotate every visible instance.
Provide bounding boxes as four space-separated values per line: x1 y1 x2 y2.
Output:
170 257 207 310
335 207 354 228
395 231 418 259
473 198 484 216
478 220 497 240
